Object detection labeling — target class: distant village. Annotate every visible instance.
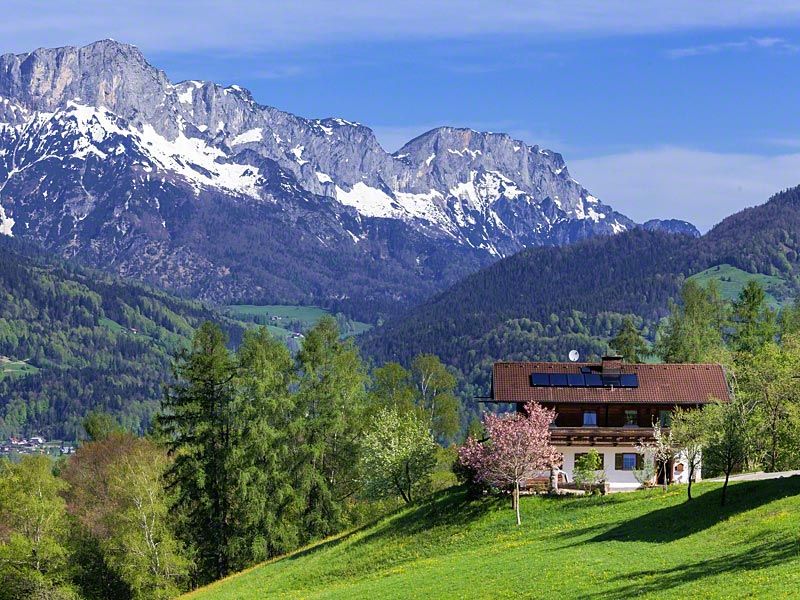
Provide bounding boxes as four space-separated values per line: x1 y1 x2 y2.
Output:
1 436 75 458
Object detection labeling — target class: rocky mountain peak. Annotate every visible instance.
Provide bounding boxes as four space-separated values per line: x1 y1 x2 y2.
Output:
0 40 695 318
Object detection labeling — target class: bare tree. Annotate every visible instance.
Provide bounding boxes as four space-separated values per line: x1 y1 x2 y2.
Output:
636 421 678 491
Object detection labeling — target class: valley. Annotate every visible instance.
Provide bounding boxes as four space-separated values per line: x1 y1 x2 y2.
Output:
224 304 372 341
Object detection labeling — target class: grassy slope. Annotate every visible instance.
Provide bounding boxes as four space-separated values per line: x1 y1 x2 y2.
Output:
225 305 372 338
186 477 800 599
688 264 789 308
0 357 40 381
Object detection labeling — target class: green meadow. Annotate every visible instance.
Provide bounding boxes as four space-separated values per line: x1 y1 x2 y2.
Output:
0 357 39 381
185 477 800 599
224 304 372 339
688 264 790 308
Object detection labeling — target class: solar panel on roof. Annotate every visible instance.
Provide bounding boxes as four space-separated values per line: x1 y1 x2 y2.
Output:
619 374 639 388
549 373 568 387
567 373 585 387
531 373 549 387
584 373 603 387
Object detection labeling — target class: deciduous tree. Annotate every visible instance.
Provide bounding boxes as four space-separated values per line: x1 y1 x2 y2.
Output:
704 400 754 506
360 408 438 504
412 354 460 444
671 407 708 500
458 402 560 525
0 456 75 600
636 421 678 492
368 362 416 416
102 441 189 599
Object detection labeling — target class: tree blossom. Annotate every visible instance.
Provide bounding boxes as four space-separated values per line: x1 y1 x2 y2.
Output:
458 402 561 525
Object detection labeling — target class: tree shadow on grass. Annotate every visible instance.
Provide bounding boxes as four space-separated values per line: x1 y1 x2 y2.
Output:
347 486 505 549
582 534 800 600
285 486 503 562
592 476 800 544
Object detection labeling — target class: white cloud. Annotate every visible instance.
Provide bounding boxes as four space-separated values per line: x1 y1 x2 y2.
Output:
2 1 800 53
569 147 800 232
667 36 799 58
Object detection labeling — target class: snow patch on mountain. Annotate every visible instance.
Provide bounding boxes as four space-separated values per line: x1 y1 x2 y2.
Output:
335 183 398 218
0 202 13 236
290 145 308 166
137 123 263 196
175 81 201 104
230 128 264 146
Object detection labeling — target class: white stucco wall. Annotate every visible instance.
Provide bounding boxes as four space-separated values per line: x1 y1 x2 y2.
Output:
558 445 701 491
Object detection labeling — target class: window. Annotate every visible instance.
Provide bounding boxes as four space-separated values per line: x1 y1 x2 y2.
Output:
660 410 672 427
583 411 598 427
575 452 604 469
615 453 643 471
624 410 638 427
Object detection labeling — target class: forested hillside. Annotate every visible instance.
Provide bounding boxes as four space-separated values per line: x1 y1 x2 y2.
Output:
362 186 800 392
0 237 242 439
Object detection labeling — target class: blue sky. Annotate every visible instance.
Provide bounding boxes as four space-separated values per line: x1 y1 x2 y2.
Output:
3 1 800 230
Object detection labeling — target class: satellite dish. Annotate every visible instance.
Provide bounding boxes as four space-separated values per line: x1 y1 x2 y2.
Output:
568 350 580 362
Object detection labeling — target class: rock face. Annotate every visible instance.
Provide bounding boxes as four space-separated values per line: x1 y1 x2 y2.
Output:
0 40 678 319
641 219 701 238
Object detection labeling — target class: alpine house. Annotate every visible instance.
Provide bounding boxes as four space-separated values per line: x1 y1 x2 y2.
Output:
488 356 731 490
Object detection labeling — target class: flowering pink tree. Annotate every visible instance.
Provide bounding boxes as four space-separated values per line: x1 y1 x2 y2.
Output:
458 401 561 525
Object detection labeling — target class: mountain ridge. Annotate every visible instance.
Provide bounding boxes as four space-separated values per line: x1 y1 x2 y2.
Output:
0 39 694 319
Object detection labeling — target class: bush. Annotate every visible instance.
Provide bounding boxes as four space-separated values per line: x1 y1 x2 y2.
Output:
573 449 605 488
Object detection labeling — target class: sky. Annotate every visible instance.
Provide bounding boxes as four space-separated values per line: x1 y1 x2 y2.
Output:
3 1 800 231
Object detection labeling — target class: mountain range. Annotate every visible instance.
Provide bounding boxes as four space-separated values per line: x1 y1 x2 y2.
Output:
0 40 697 320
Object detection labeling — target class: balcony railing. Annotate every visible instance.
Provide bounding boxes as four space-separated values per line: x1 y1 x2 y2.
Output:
549 426 660 445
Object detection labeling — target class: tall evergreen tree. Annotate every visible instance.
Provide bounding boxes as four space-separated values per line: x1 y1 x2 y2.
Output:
656 280 726 363
610 317 651 363
731 281 777 353
159 322 237 583
233 328 299 559
293 316 368 541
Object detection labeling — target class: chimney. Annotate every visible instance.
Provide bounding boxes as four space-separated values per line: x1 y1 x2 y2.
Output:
601 355 623 375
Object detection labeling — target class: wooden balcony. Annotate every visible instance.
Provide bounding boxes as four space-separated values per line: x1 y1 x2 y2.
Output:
550 426 660 446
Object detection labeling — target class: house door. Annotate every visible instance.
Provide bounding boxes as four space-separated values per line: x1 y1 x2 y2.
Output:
656 458 674 485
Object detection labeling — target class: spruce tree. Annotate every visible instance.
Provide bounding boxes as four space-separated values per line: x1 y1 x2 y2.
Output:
656 280 726 363
293 316 368 541
731 281 777 353
233 327 298 559
159 322 237 583
610 317 651 363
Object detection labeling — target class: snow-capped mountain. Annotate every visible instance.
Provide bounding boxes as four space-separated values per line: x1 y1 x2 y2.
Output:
0 40 690 319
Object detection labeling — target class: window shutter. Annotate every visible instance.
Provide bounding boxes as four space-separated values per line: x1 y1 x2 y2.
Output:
636 454 644 469
615 453 623 470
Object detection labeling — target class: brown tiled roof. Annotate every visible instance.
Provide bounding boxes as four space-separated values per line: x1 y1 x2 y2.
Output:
491 362 730 405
